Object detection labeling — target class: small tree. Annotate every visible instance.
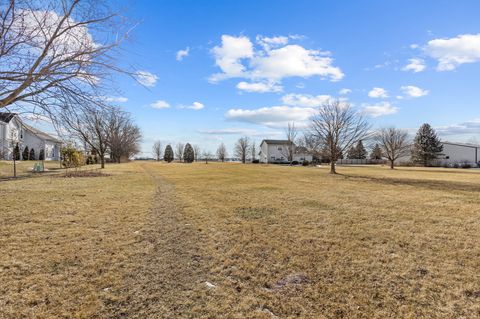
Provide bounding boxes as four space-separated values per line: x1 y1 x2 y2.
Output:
411 123 443 166
375 128 410 169
217 142 227 162
203 150 213 164
164 145 174 163
22 146 29 161
281 122 298 164
61 145 83 168
13 143 20 161
29 148 35 160
152 141 162 161
347 140 367 159
370 143 383 160
235 136 250 164
183 143 195 163
39 149 45 161
251 141 257 162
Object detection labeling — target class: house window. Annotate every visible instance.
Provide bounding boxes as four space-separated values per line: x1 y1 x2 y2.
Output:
277 147 282 151
270 156 275 160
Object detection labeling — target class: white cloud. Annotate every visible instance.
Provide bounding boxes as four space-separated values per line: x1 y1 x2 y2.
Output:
362 102 399 118
225 106 315 128
401 85 429 98
150 100 170 109
136 71 158 87
176 47 190 61
368 87 388 98
339 88 351 95
425 34 480 71
403 58 426 73
180 102 205 111
210 35 344 84
198 128 263 135
436 118 480 136
281 93 331 108
410 44 419 49
236 81 282 93
210 35 254 81
105 96 128 103
250 44 344 82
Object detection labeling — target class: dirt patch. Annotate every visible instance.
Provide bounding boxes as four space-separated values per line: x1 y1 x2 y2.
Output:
59 170 110 178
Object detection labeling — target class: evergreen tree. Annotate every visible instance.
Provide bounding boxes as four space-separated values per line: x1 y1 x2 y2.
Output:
22 146 29 160
164 145 174 163
356 140 367 159
346 146 357 159
183 143 194 163
370 143 383 160
39 149 45 161
29 148 35 160
13 143 20 160
411 123 443 166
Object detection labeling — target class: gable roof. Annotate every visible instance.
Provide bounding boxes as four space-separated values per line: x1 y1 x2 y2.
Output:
0 112 17 123
260 139 293 145
22 122 61 143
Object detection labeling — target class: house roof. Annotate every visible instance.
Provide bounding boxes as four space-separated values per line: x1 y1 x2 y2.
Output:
260 139 293 145
22 122 61 143
0 112 17 123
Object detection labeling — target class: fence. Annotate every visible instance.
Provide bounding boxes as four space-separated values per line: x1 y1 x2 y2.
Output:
336 159 386 165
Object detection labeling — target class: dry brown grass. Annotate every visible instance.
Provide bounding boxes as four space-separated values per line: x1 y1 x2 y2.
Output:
1 162 480 318
0 160 65 179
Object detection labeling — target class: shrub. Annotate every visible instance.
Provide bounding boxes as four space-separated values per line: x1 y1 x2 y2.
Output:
22 146 29 160
302 160 310 166
252 159 259 164
461 163 472 169
61 145 83 168
291 161 299 165
453 163 459 168
29 148 35 160
164 145 174 163
38 149 45 160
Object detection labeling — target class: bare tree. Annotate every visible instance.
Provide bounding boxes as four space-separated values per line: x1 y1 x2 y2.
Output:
202 150 213 164
281 122 298 164
105 110 141 163
234 136 250 164
375 128 410 169
152 140 162 161
216 142 227 162
193 144 200 162
251 140 257 162
310 100 371 174
175 142 185 162
61 105 109 168
0 0 132 121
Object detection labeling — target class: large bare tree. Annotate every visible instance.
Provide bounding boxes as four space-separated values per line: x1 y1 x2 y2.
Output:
105 110 141 163
175 142 184 162
193 144 200 162
216 142 227 162
310 100 371 174
281 122 298 164
234 136 250 164
61 105 109 168
152 140 162 161
0 0 130 120
375 127 410 169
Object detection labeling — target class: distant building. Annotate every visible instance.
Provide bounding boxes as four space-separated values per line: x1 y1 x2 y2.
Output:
395 141 479 166
0 113 61 160
259 139 313 163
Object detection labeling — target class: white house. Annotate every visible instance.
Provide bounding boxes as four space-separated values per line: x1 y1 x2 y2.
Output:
0 113 61 160
259 139 313 163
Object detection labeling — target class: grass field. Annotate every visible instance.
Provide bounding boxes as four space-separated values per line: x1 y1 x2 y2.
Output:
0 160 64 179
1 162 479 318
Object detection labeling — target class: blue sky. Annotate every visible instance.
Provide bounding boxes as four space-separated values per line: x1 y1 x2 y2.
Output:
105 0 480 156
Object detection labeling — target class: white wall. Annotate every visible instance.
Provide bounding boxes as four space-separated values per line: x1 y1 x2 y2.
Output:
439 143 478 164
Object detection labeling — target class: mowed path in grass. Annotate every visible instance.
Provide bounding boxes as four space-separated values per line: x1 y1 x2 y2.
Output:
1 162 480 318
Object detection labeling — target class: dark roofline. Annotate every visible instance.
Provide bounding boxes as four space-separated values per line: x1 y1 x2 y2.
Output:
442 141 480 149
260 139 293 145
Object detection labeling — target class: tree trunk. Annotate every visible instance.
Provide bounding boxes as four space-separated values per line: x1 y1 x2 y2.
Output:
390 160 394 169
100 155 105 169
330 161 336 174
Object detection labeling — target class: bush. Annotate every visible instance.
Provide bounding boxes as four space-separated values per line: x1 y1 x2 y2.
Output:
183 143 194 163
164 145 174 163
461 163 472 169
29 148 35 160
252 159 259 164
22 146 29 160
291 161 299 165
38 149 45 160
452 163 459 168
61 145 84 168
13 143 20 160
302 160 310 166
